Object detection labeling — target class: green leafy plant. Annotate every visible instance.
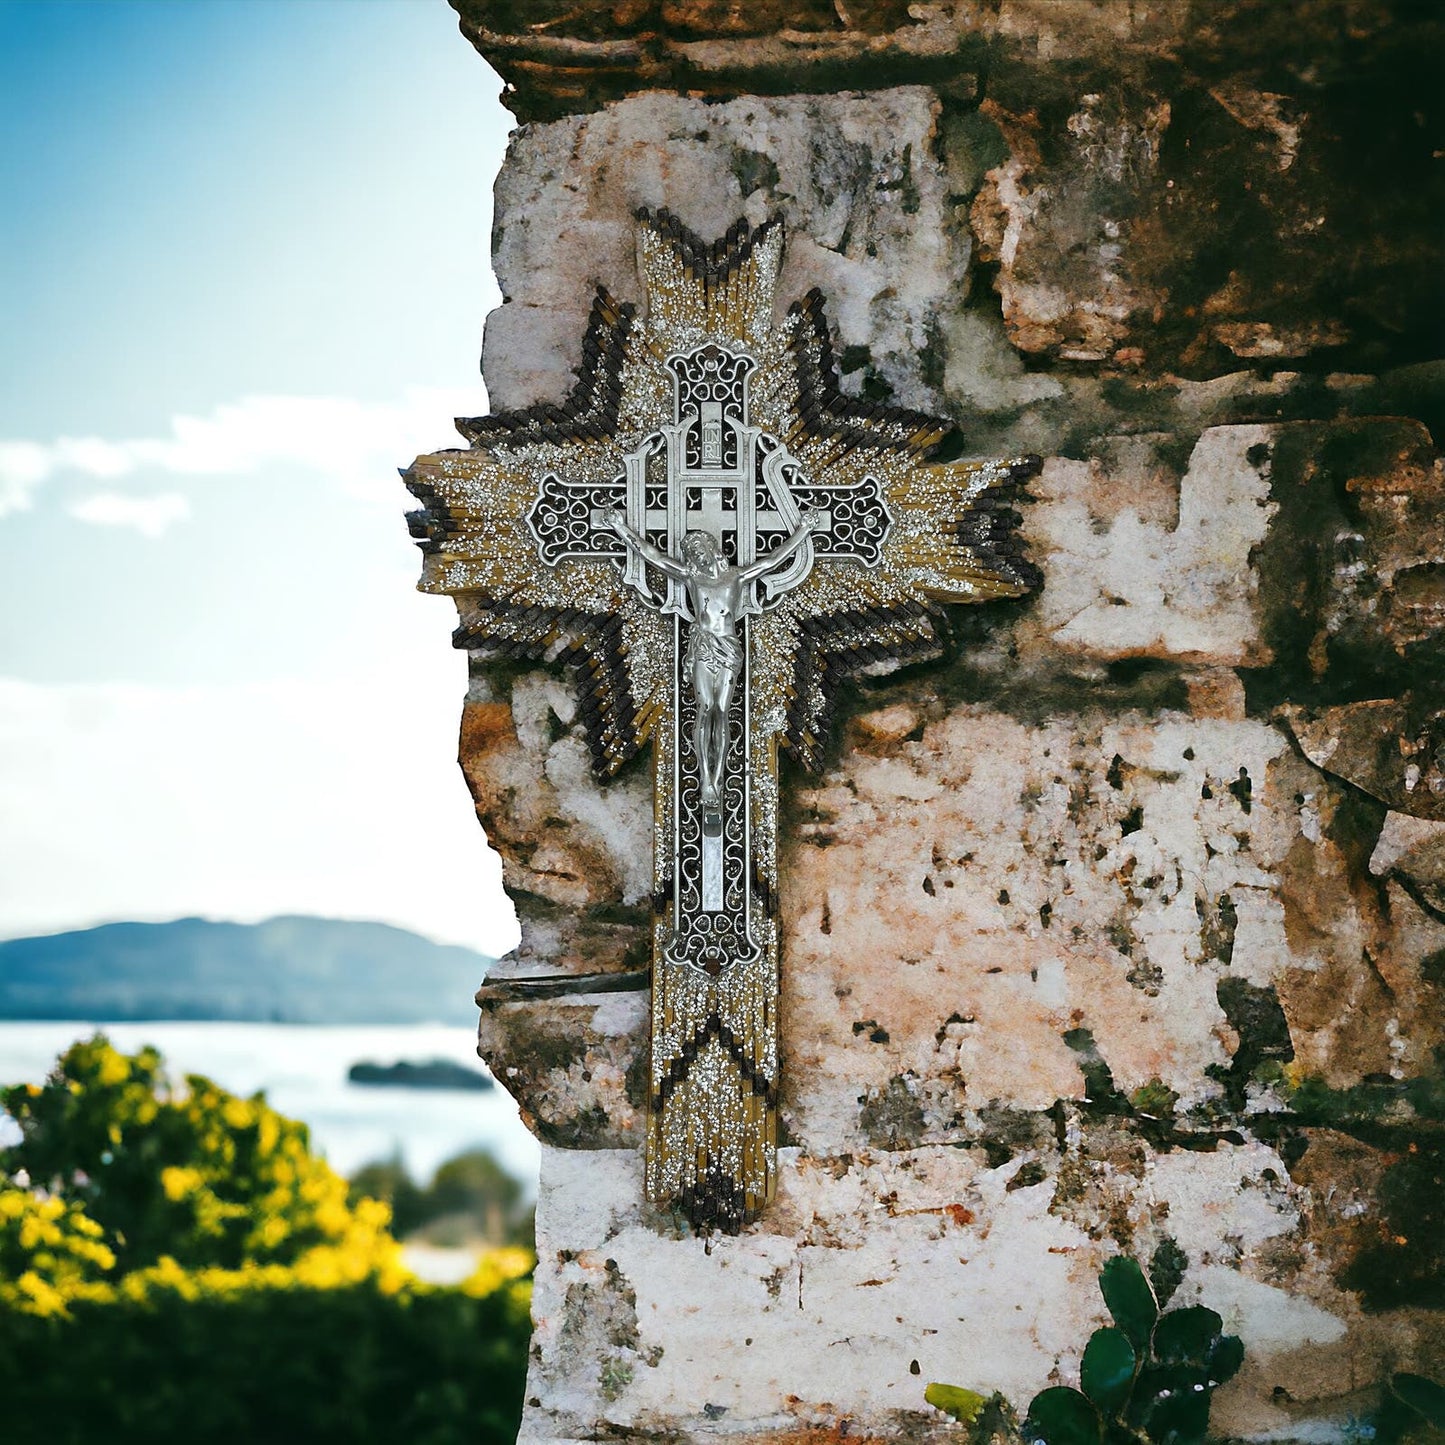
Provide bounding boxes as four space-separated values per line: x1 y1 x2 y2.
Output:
928 1255 1242 1445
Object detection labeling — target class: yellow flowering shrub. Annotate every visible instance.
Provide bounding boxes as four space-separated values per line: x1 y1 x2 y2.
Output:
0 1183 115 1316
0 1040 534 1443
0 1035 398 1275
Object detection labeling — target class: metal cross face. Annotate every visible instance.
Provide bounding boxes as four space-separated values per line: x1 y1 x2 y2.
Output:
405 212 1039 1233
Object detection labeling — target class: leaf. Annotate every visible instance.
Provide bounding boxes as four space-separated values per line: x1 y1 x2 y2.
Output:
925 1383 987 1424
1152 1307 1223 1366
1099 1257 1158 1352
1127 1366 1191 1421
1081 1327 1137 1415
1141 1384 1210 1445
1025 1386 1102 1445
1207 1334 1243 1386
1147 1238 1188 1310
1130 1365 1211 1444
1391 1372 1445 1429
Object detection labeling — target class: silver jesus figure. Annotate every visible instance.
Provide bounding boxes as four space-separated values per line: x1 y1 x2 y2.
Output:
606 508 822 815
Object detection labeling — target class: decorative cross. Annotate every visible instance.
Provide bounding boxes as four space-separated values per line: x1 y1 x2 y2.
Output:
405 212 1039 1233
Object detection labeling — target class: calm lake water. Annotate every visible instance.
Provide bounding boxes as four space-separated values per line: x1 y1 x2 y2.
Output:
0 1020 540 1188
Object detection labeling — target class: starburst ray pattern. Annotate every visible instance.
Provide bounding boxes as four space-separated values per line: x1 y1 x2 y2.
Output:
405 212 1038 1231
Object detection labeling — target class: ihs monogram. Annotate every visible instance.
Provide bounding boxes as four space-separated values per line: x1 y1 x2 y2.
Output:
405 211 1039 1233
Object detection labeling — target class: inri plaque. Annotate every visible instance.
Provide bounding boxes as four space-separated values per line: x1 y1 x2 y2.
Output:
405 212 1038 1232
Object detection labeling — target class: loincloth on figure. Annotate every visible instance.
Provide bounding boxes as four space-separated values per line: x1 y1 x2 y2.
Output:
684 625 743 681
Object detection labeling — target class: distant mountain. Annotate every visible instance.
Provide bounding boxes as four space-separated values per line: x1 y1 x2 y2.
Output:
0 917 492 1026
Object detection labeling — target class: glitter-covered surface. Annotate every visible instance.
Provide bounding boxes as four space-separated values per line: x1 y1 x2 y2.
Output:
404 212 1038 1232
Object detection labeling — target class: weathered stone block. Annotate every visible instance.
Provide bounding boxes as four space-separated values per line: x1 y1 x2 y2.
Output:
1017 418 1445 684
1290 698 1445 823
1251 419 1445 697
1025 425 1275 665
516 1139 1418 1444
478 990 648 1148
484 88 968 414
459 670 652 909
969 9 1445 373
776 689 1438 1150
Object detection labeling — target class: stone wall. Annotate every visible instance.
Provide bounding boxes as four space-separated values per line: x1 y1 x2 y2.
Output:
429 2 1443 1440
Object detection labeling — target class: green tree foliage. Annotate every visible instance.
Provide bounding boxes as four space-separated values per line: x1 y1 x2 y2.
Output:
0 1036 532 1444
0 1266 532 1445
349 1153 429 1236
431 1148 524 1224
349 1145 532 1246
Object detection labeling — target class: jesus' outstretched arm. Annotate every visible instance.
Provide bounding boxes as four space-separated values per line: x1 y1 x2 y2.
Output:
605 508 691 582
736 510 823 586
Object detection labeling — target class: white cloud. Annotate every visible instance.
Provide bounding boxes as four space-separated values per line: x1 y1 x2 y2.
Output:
0 667 518 956
0 386 482 518
0 442 53 515
68 491 191 538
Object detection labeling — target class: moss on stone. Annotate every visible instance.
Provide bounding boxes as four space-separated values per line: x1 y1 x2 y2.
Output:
1210 978 1294 1111
858 1074 927 1150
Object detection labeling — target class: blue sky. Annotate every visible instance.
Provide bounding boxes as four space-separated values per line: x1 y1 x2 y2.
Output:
0 0 519 951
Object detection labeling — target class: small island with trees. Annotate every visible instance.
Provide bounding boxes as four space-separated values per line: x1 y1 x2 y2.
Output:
346 1057 493 1091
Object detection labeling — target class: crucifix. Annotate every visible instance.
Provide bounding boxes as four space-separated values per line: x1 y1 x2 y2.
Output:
405 211 1039 1233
